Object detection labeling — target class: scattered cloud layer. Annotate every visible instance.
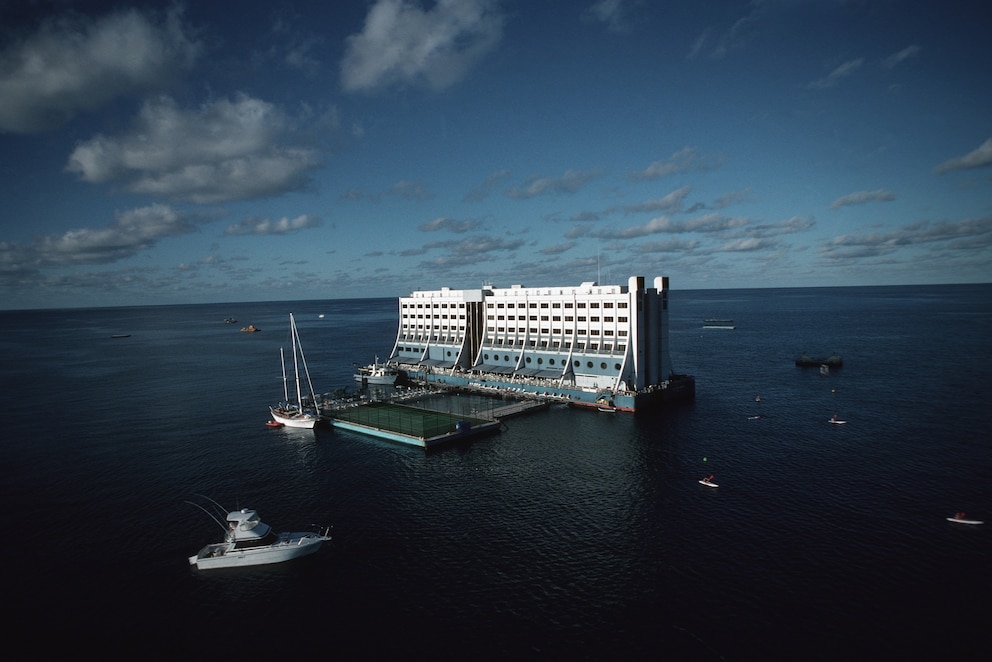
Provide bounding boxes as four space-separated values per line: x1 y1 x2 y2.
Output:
0 2 989 307
819 216 992 261
0 204 193 285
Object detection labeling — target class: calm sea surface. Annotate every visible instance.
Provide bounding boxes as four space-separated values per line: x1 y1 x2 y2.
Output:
1 284 989 659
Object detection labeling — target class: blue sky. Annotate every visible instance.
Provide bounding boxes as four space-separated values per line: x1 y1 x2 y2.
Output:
1 0 990 309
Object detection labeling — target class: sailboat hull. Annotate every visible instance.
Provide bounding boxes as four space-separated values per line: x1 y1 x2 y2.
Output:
270 407 317 429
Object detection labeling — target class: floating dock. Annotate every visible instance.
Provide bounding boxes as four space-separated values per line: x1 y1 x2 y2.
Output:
320 392 548 449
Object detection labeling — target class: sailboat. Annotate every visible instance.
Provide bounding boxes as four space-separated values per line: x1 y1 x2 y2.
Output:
269 313 320 429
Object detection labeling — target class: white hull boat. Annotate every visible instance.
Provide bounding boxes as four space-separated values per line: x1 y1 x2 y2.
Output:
269 405 318 429
271 313 319 428
946 517 983 525
187 497 330 570
354 356 398 385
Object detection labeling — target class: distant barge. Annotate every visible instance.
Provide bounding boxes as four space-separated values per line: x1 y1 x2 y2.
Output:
795 353 843 368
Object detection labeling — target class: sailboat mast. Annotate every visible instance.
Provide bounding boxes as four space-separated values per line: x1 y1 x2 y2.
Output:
290 313 304 408
280 347 289 402
298 329 318 407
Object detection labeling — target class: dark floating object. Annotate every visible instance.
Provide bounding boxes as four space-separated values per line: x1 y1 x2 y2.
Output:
795 353 842 367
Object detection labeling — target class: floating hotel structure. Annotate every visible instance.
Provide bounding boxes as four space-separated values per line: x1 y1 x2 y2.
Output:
386 275 694 412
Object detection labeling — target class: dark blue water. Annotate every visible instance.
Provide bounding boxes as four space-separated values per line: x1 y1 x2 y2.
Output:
1 285 989 659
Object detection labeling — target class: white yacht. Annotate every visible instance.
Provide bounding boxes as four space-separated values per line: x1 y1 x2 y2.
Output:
188 498 330 570
354 355 398 385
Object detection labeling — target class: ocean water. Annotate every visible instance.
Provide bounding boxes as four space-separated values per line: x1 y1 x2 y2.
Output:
1 284 989 659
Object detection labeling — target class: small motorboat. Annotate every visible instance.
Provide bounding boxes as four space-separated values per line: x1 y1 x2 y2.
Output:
187 496 331 570
828 415 847 424
946 512 983 525
265 420 284 428
699 475 718 488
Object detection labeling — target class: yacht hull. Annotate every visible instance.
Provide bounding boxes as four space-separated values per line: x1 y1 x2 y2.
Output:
189 533 326 569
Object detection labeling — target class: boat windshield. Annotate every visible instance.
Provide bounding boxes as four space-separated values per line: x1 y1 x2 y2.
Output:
228 509 262 531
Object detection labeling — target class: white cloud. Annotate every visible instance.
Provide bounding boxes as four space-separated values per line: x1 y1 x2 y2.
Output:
224 215 321 236
830 189 896 209
623 186 691 214
687 3 763 61
713 237 777 252
341 0 504 93
464 169 510 202
583 0 635 34
882 45 920 69
506 169 599 199
630 147 723 180
539 241 577 255
630 238 699 254
419 217 480 233
0 7 199 134
604 212 746 240
808 58 864 89
934 138 992 174
66 95 321 203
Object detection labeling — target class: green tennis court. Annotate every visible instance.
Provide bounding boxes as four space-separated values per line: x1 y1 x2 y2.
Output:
331 402 490 439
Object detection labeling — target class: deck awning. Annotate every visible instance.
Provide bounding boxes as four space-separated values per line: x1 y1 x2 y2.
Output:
419 358 455 368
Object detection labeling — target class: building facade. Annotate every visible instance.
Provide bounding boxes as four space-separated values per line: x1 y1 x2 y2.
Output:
390 276 676 395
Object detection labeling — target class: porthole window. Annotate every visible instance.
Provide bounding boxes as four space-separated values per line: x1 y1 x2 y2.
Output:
526 357 532 363
504 355 509 362
574 360 580 367
484 354 489 361
601 362 607 369
549 359 555 366
587 361 593 368
615 363 621 370
537 358 543 365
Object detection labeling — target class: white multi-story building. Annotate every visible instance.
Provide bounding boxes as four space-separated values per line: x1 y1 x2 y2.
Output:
390 276 678 396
